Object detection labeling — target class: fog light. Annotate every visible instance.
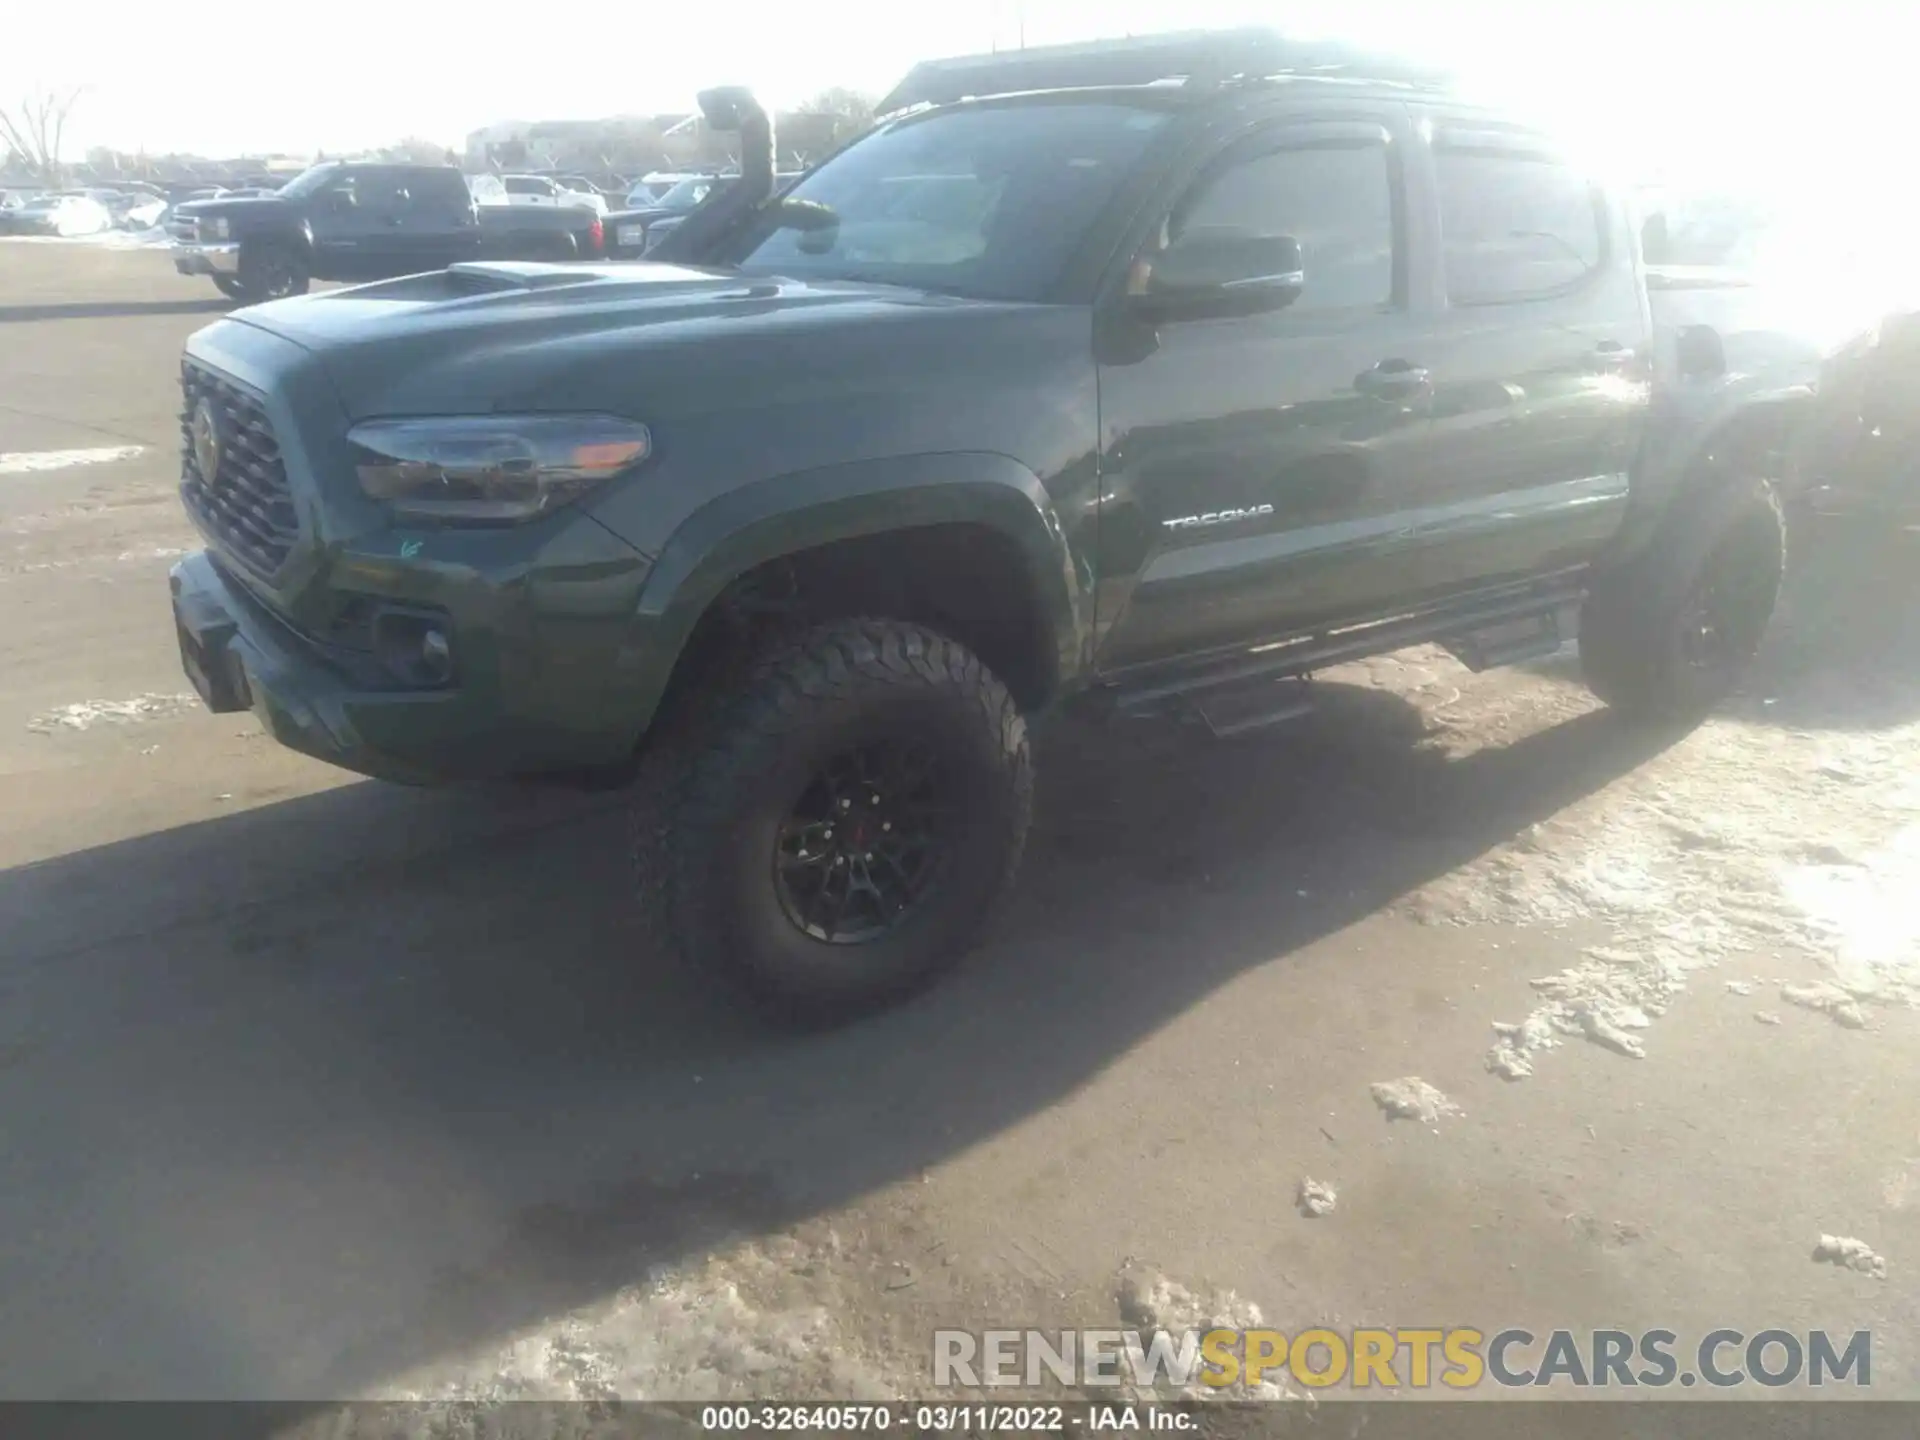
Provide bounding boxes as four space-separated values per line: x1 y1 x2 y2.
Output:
419 627 453 683
371 607 455 687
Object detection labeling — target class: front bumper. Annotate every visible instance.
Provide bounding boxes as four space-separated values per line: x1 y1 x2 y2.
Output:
169 545 651 785
172 551 465 784
173 241 240 277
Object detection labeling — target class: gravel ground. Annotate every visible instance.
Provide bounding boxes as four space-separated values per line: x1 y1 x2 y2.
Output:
2 243 1915 1417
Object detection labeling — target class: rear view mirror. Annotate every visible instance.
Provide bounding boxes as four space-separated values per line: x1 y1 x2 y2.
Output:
1138 230 1305 320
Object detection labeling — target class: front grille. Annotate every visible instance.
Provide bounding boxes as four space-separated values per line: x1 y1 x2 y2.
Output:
179 361 299 577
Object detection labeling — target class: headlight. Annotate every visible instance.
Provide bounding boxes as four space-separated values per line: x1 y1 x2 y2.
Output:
203 216 229 240
349 414 652 524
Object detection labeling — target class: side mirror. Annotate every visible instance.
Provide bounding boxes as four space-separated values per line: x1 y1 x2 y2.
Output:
1137 231 1305 320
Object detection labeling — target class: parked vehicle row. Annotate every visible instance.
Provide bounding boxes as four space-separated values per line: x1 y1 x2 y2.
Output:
0 186 170 235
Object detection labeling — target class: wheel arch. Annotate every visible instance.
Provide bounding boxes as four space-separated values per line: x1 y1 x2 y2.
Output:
616 452 1094 746
1611 386 1814 567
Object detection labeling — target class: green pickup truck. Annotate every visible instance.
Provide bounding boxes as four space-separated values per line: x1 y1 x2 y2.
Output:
166 31 1807 1020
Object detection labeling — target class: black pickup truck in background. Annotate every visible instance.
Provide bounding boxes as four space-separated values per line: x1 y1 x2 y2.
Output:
170 161 605 302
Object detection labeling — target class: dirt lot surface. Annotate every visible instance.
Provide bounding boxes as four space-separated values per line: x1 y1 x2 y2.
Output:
2 242 1916 1419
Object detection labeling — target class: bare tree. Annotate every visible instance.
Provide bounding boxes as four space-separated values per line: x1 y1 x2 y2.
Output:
0 88 84 184
796 87 876 127
785 88 877 167
377 135 459 166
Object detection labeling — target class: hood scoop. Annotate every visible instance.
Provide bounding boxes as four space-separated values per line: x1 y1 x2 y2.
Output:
444 262 608 294
442 260 725 295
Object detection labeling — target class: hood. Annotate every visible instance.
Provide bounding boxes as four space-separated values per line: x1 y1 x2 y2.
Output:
227 260 1022 418
175 195 291 221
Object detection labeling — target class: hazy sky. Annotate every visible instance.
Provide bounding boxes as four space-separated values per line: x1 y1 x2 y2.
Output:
6 0 1913 199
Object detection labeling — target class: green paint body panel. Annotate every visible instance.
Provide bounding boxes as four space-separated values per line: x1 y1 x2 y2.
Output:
160 78 1806 783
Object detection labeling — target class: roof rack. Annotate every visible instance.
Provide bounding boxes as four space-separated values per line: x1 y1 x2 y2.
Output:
874 28 1450 117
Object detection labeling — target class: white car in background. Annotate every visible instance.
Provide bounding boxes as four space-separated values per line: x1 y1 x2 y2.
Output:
120 192 169 229
6 191 115 236
625 171 709 207
496 174 607 215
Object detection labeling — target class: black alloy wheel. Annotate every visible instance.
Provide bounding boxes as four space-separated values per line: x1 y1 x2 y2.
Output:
773 737 953 943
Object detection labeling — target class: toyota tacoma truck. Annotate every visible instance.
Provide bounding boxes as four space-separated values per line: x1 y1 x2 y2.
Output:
166 30 1808 1021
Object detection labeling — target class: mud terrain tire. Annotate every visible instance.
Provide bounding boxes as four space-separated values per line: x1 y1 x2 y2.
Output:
237 242 309 302
641 619 1032 1024
1580 474 1786 721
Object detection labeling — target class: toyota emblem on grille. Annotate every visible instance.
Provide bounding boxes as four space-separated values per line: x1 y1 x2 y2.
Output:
190 395 227 484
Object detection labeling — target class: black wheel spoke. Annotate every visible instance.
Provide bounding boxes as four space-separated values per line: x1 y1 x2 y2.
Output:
772 735 957 944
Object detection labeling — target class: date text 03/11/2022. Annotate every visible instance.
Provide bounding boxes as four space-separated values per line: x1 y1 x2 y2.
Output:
698 1404 1177 1432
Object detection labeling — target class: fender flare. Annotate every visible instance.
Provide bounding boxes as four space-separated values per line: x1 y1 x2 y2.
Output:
1610 381 1814 565
613 451 1092 736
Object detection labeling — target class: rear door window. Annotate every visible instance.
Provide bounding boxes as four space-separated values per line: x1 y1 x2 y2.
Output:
1434 144 1603 304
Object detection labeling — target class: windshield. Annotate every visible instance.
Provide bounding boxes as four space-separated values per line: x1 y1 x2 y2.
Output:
724 100 1171 301
658 177 721 210
276 163 341 201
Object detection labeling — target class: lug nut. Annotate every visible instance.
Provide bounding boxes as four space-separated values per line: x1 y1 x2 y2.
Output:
881 822 891 832
864 852 874 861
840 798 851 811
822 827 833 838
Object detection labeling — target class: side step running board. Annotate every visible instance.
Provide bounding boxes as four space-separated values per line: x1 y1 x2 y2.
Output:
1106 580 1587 715
1443 602 1580 672
1193 678 1314 738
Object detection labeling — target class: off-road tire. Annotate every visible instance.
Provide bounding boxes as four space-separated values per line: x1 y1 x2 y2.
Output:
237 242 309 302
636 619 1032 1024
1580 474 1786 721
212 275 248 302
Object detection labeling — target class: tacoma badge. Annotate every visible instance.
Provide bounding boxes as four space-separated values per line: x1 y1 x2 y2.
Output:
1163 503 1275 532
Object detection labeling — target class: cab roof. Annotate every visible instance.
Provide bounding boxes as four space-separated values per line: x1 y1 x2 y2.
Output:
875 28 1452 117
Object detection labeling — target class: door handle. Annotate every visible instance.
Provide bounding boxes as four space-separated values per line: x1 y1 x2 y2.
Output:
1355 359 1430 397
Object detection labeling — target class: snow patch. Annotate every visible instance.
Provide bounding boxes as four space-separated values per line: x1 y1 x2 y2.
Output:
28 694 199 733
117 545 192 562
1296 1178 1337 1218
1813 1235 1887 1280
1780 981 1870 1030
372 1239 904 1404
1368 1077 1461 1125
1412 704 1920 1074
0 446 146 475
1114 1266 1297 1401
1777 824 1920 1009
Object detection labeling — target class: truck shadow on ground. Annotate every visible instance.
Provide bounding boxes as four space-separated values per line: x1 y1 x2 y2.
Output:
0 676 1684 1400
